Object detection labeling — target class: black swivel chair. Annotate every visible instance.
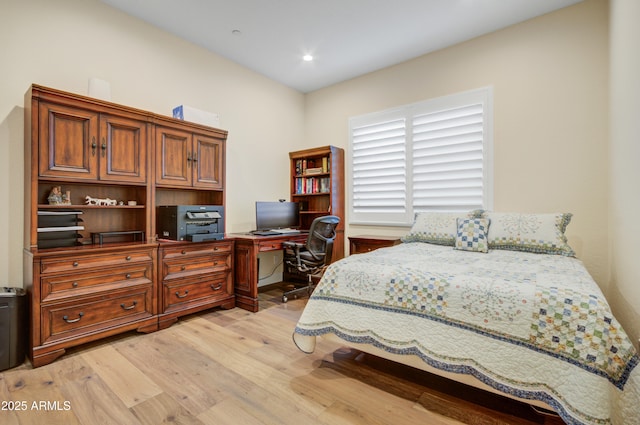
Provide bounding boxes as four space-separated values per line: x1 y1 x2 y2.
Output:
282 215 340 303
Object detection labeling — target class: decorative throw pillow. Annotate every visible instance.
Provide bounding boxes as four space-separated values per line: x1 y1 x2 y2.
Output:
454 218 490 253
483 212 575 256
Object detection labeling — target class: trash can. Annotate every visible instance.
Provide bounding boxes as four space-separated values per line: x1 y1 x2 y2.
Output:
0 287 27 371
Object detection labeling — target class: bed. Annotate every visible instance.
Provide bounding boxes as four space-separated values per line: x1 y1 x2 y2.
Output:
293 212 640 425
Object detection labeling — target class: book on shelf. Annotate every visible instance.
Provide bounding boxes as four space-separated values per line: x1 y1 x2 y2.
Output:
294 156 330 176
294 176 330 194
304 167 323 175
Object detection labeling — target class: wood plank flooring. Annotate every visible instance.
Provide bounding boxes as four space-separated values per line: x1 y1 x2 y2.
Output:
0 285 565 425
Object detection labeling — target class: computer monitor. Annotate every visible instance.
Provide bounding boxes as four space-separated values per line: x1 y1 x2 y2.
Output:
255 201 300 230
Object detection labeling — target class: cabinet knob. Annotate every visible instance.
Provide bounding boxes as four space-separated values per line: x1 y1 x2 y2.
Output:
126 256 132 261
91 137 97 156
211 284 222 291
180 266 186 271
72 282 78 288
125 273 131 279
72 261 79 267
181 250 187 255
101 138 107 157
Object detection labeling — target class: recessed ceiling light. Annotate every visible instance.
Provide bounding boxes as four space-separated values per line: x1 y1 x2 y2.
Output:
303 54 313 62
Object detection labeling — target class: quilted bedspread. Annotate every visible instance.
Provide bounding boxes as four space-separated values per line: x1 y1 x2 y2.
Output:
293 243 640 424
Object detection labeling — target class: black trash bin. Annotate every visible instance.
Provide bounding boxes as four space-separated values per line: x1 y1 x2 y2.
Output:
0 287 27 371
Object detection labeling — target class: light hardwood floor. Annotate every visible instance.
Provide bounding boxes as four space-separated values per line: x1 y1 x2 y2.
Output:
0 286 564 425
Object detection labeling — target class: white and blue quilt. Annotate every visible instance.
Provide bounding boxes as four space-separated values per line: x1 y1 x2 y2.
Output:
293 242 640 424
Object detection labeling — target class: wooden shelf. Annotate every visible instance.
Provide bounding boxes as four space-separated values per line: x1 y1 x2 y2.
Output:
38 204 145 209
289 145 344 262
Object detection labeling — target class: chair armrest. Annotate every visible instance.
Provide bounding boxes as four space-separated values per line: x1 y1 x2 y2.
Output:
282 241 304 249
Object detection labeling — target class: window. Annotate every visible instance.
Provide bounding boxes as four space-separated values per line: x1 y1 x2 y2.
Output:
348 87 493 226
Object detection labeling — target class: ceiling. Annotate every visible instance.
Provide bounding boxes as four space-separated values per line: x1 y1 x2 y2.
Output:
99 0 582 93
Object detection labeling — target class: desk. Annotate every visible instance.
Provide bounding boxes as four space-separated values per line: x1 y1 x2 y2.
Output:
229 232 308 312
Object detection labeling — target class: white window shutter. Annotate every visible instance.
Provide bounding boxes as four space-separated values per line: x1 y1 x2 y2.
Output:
348 87 493 226
412 103 484 212
350 118 408 224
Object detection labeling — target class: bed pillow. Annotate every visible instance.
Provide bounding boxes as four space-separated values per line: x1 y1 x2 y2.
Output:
402 211 478 246
483 212 575 256
454 217 490 253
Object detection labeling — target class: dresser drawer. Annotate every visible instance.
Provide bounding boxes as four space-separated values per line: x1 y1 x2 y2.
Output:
40 250 153 274
161 242 233 260
162 253 230 279
41 285 154 345
163 273 232 312
40 264 153 302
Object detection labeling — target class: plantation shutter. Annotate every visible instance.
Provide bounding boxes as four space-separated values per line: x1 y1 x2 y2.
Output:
411 103 484 212
350 117 408 225
348 87 492 226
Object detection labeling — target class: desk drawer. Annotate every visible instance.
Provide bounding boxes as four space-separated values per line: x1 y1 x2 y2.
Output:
161 242 232 260
40 251 153 274
258 240 286 251
41 285 154 344
163 273 232 312
162 253 230 279
41 264 153 302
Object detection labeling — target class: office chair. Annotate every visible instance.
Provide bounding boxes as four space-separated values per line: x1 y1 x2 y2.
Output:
282 215 340 303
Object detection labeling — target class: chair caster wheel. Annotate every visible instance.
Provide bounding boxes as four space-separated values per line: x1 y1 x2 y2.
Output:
282 296 288 303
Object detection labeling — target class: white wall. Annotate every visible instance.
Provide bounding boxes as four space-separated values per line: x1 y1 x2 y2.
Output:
610 0 640 346
305 0 609 285
0 0 305 285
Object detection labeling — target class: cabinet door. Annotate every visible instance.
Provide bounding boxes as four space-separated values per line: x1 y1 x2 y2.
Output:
155 126 192 187
38 102 99 180
99 115 148 184
193 134 224 189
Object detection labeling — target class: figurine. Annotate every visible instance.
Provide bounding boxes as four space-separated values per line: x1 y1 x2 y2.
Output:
48 186 72 205
48 186 63 205
85 195 117 206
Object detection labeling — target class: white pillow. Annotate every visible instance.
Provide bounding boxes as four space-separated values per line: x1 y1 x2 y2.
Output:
484 212 574 256
402 211 479 246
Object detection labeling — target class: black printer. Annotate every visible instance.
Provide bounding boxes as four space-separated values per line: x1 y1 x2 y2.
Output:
157 205 224 242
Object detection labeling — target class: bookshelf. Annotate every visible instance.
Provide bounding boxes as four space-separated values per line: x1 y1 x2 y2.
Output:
289 145 344 262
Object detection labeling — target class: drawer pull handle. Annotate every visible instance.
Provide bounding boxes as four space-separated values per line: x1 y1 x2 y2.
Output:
211 284 222 291
73 261 79 267
213 247 219 251
120 301 138 310
72 282 78 287
126 256 132 261
181 266 186 271
213 261 218 266
63 312 84 323
125 273 131 279
181 250 187 255
175 290 189 299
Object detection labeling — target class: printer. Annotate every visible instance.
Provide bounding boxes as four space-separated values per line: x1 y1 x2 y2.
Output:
157 205 224 242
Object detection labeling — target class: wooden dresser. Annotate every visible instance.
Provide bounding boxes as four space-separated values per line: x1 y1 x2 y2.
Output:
24 84 231 367
158 240 235 329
